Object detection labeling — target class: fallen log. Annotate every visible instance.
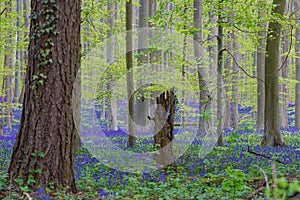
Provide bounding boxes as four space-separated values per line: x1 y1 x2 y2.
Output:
174 122 199 126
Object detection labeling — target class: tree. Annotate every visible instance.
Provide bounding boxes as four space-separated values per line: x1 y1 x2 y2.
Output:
153 89 175 167
217 0 224 146
230 30 240 129
295 0 300 128
256 2 266 130
8 0 81 192
1 0 14 133
279 1 290 129
262 0 285 146
126 0 136 148
107 0 118 131
194 0 210 133
135 0 150 131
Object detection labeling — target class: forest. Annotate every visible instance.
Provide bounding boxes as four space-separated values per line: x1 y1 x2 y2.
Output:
0 0 300 199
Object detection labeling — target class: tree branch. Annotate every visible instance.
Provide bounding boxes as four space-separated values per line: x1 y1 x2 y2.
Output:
247 146 285 164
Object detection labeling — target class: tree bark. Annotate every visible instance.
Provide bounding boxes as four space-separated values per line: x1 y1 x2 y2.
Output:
8 0 81 192
126 0 136 148
153 89 175 167
14 0 22 102
135 0 150 131
18 0 30 104
194 0 210 133
262 0 285 146
279 1 290 128
107 0 118 131
223 30 232 129
208 12 217 127
295 0 300 128
217 0 224 146
231 30 239 129
256 6 266 130
279 27 289 128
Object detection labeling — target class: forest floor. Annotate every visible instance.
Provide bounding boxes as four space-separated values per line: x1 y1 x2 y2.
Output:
0 107 300 199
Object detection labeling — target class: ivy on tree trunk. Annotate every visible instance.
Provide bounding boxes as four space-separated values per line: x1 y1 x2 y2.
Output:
8 0 81 192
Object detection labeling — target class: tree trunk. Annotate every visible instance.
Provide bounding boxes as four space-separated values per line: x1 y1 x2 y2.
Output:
107 0 118 131
135 0 150 131
2 1 14 131
231 30 239 129
153 89 175 167
256 6 266 130
194 0 210 133
262 0 285 146
14 0 22 102
279 27 289 128
126 0 136 147
208 12 217 127
295 0 300 128
217 0 224 146
18 0 30 104
223 30 232 129
279 0 290 128
8 0 81 192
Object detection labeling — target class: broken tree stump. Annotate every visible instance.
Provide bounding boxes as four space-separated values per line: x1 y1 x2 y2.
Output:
152 89 175 168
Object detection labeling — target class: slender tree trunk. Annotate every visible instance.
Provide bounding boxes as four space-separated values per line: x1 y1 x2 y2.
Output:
262 0 285 146
256 7 266 130
208 12 217 127
98 17 106 121
181 6 188 129
231 30 239 129
8 0 81 192
3 1 14 130
14 0 22 102
148 0 157 132
223 31 232 129
295 0 300 128
194 0 210 133
107 1 118 131
18 0 30 104
135 0 149 131
217 0 224 146
126 0 136 147
279 28 289 128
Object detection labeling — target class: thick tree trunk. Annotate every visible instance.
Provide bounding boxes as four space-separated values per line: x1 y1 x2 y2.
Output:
153 89 175 167
8 0 81 192
295 0 300 128
262 0 285 146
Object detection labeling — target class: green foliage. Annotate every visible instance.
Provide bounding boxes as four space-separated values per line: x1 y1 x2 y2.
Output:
222 167 251 198
266 178 300 199
0 171 8 191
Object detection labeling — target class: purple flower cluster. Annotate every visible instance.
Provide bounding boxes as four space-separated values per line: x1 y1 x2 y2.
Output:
34 187 51 200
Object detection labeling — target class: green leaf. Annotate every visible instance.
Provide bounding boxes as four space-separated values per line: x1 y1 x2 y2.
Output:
38 152 45 158
14 178 23 185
